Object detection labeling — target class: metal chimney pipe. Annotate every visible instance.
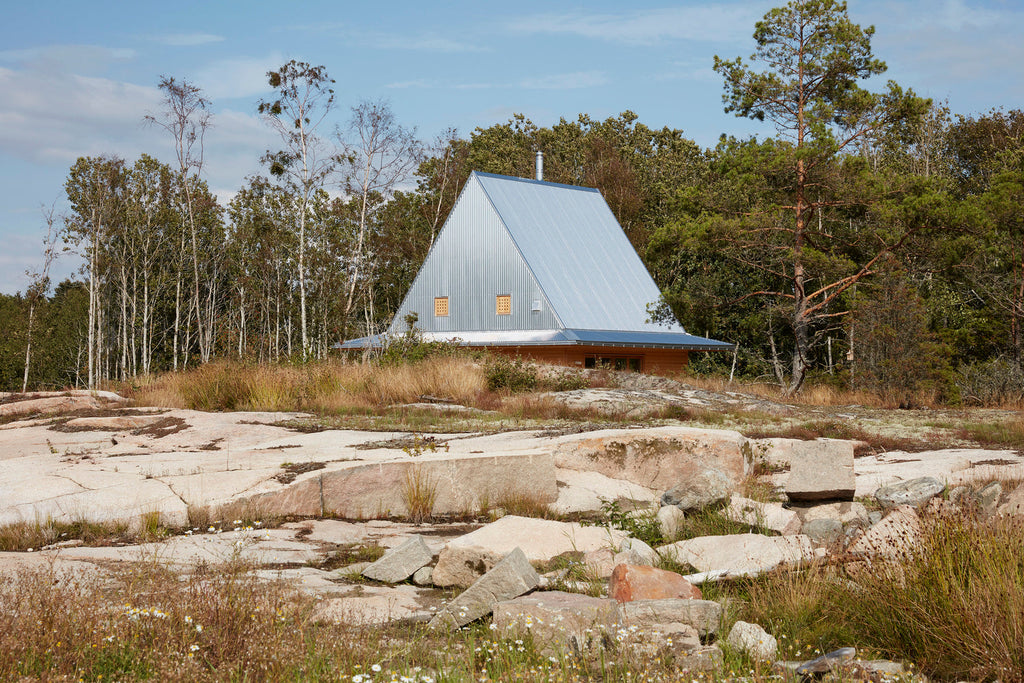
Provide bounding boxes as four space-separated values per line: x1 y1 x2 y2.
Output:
535 150 544 181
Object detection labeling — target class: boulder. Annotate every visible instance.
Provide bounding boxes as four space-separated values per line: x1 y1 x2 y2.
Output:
608 564 702 602
553 426 753 493
874 477 945 510
492 591 620 655
617 537 657 565
848 505 921 559
974 481 1002 515
431 515 626 588
552 468 658 514
998 482 1024 516
673 645 723 672
361 535 434 584
619 598 723 637
784 439 855 501
429 548 540 629
659 533 815 575
796 646 857 675
725 496 802 535
726 621 778 661
661 467 731 512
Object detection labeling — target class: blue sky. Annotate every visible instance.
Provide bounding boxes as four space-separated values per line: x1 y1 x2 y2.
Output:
2 0 1022 293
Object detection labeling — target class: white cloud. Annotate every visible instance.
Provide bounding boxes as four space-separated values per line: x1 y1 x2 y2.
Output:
194 53 284 100
507 4 769 45
151 33 225 47
0 44 135 75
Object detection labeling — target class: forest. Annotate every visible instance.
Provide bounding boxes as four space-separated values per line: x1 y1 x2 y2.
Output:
3 0 1024 405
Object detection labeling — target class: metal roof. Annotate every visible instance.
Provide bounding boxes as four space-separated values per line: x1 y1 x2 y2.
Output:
474 172 682 333
339 171 731 352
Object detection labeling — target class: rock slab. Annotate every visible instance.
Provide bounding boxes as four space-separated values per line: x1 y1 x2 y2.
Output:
874 476 945 510
784 439 855 502
659 533 815 575
493 591 620 655
619 598 723 638
361 535 434 583
429 547 540 629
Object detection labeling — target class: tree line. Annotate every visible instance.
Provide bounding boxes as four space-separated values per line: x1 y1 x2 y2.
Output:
3 0 1024 404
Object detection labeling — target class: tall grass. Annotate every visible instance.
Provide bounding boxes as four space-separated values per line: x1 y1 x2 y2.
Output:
742 510 1024 681
124 358 486 414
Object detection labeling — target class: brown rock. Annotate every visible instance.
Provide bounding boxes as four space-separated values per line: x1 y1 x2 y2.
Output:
609 563 702 602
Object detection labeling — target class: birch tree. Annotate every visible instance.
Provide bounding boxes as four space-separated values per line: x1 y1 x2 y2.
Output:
22 203 60 391
145 77 214 363
257 61 336 359
338 99 421 336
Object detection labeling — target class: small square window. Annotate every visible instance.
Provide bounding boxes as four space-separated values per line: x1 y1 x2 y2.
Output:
434 297 449 317
496 295 511 315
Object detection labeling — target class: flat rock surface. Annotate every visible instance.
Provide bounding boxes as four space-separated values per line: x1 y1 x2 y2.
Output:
659 533 815 574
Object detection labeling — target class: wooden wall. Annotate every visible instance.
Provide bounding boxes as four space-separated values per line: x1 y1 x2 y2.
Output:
488 345 690 375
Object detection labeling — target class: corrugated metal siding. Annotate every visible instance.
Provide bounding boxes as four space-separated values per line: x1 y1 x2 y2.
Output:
389 175 560 334
476 172 684 333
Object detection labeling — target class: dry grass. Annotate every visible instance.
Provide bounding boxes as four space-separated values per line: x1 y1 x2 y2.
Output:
741 510 1024 682
401 465 438 524
122 357 485 414
678 373 915 408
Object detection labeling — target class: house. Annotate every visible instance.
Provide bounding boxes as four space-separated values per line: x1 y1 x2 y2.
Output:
341 161 732 374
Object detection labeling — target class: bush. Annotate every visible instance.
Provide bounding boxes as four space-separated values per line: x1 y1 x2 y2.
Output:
955 355 1024 406
484 356 538 392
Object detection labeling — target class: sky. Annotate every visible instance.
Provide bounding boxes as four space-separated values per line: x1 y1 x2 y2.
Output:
1 0 1022 294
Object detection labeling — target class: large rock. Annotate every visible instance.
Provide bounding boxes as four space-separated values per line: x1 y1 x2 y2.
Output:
0 391 127 419
725 496 801 535
552 469 658 514
874 477 945 510
493 591 620 655
785 439 855 501
727 621 778 661
361 535 434 583
608 564 702 602
431 515 627 588
553 426 753 493
429 547 540 629
659 534 815 575
255 453 558 519
998 482 1024 516
619 598 723 637
661 467 731 512
848 505 921 559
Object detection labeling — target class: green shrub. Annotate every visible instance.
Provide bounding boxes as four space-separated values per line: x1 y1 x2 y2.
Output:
484 356 538 392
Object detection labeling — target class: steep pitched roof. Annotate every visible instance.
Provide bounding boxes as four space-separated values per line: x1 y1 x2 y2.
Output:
473 172 676 332
341 171 730 351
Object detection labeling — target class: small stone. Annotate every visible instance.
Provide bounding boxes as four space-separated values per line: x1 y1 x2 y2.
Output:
361 535 434 584
796 646 856 675
657 505 686 539
726 620 777 661
412 566 433 586
874 477 945 510
608 563 702 602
